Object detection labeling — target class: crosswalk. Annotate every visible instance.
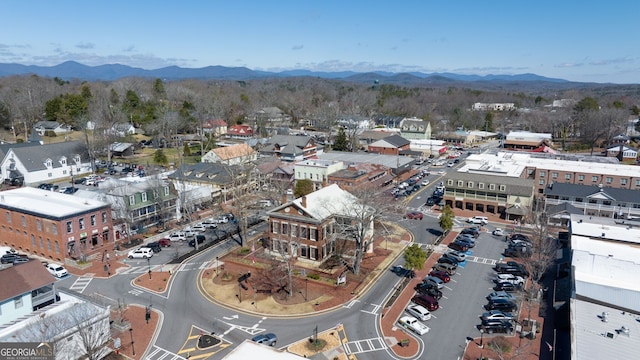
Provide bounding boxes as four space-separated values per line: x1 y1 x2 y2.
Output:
116 262 212 275
145 345 187 360
128 288 144 296
69 277 92 293
466 256 498 266
343 337 388 355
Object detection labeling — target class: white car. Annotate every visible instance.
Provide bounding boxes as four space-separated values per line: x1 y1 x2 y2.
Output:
467 216 488 225
437 170 445 175
191 224 207 232
405 304 432 321
421 180 430 186
168 232 186 242
45 263 68 278
128 247 154 259
183 229 197 238
201 219 219 229
495 274 525 286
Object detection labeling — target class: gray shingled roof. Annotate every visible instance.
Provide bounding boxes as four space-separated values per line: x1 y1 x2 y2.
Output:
168 162 238 185
261 135 316 157
381 135 410 147
9 141 90 172
545 182 639 201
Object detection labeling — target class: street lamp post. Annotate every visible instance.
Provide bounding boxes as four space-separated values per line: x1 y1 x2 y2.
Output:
479 328 484 348
147 257 152 279
216 256 219 277
305 278 308 301
129 328 135 356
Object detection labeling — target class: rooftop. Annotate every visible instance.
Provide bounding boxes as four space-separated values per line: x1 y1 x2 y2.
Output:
570 216 640 245
296 159 342 168
0 187 108 219
570 298 640 360
319 151 414 170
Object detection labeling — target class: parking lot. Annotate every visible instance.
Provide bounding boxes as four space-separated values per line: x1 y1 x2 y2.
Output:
391 224 534 359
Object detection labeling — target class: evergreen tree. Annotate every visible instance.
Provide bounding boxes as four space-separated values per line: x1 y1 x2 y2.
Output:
333 127 349 151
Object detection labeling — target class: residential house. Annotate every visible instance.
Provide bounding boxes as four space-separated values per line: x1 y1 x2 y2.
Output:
605 143 638 162
0 140 93 186
0 260 58 326
357 129 399 148
266 184 374 264
254 107 291 125
260 135 323 162
544 183 640 220
201 143 257 165
226 124 254 139
109 142 136 157
0 187 114 263
200 118 228 136
294 159 343 191
399 117 432 140
168 162 253 203
33 121 70 136
255 158 295 194
0 286 111 360
443 172 535 221
367 135 411 156
109 123 136 137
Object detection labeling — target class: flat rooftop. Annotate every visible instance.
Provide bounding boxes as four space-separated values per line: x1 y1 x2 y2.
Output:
0 187 108 219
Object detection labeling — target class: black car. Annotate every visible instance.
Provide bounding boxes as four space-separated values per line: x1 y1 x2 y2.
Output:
146 242 162 253
481 319 514 334
414 282 443 300
493 281 521 292
437 255 458 266
485 298 518 312
391 265 416 279
494 262 529 277
504 246 531 258
188 235 206 247
73 177 86 184
448 242 469 252
425 197 436 206
453 238 475 248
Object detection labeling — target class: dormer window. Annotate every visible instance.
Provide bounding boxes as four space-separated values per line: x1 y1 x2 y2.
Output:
45 158 52 168
74 155 81 164
60 157 67 166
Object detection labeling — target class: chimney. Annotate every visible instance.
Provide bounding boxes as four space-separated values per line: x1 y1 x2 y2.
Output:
301 196 307 208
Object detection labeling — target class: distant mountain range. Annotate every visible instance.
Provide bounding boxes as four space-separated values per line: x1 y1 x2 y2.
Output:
0 61 579 88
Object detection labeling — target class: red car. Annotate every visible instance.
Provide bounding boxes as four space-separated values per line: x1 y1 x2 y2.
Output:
429 270 451 283
158 238 171 247
405 211 424 220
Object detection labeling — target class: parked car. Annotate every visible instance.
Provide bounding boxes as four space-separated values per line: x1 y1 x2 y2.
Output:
157 238 171 247
510 233 530 241
494 274 525 286
493 281 521 292
45 263 68 278
481 319 514 334
405 304 432 321
391 265 416 279
467 216 488 225
460 227 481 238
128 247 154 259
188 235 207 247
411 294 439 311
448 242 469 252
437 255 458 266
201 219 219 229
428 270 451 283
398 316 430 335
424 276 444 289
414 282 443 299
443 250 467 263
492 228 505 236
183 228 198 239
405 211 424 220
480 310 514 322
146 242 162 253
251 333 277 346
485 298 518 312
494 262 529 277
486 291 516 302
191 224 207 232
425 197 436 206
12 256 30 264
421 180 430 186
505 246 532 258
432 263 457 275
453 238 475 248
1 253 28 264
168 232 186 242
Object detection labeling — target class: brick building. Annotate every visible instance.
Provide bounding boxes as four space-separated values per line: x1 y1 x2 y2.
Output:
367 135 410 155
0 188 114 263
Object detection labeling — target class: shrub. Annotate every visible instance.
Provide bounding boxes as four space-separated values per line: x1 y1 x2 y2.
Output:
307 273 320 280
238 247 251 255
489 336 512 354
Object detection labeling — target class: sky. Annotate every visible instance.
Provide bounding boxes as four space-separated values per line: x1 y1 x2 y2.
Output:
2 0 640 84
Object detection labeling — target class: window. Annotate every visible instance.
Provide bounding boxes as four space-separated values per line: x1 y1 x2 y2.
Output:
636 179 640 186
129 195 135 205
47 239 52 251
6 212 10 223
310 247 318 260
478 183 485 189
282 223 288 235
102 212 107 223
60 158 66 165
552 172 558 179
300 226 308 239
300 245 308 258
310 228 317 241
447 179 454 186
606 177 613 184
578 175 585 181
291 224 297 238
272 221 279 234
36 220 42 231
467 181 474 188
52 224 57 235
45 159 52 168
592 176 599 182
499 185 506 192
39 237 43 249
91 215 96 227
66 221 73 233
316 174 319 180
55 241 60 253
141 192 147 202
621 178 628 185
539 180 545 185
457 180 464 187
21 216 26 227
79 218 85 230
31 235 36 247
14 297 23 309
489 184 496 191
539 171 546 178
575 198 583 202
565 174 571 180
164 186 169 196
527 169 534 176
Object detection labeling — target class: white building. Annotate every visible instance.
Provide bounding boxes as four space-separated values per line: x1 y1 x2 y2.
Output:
294 159 343 190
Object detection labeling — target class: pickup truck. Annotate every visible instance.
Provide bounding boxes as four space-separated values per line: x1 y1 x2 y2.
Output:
398 316 430 336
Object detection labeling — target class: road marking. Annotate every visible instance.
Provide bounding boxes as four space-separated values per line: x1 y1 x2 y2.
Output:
360 303 381 315
128 289 143 296
146 345 187 360
69 277 92 293
222 315 239 320
343 299 360 309
343 337 387 355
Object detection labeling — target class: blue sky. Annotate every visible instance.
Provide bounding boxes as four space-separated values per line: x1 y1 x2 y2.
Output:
2 0 639 84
